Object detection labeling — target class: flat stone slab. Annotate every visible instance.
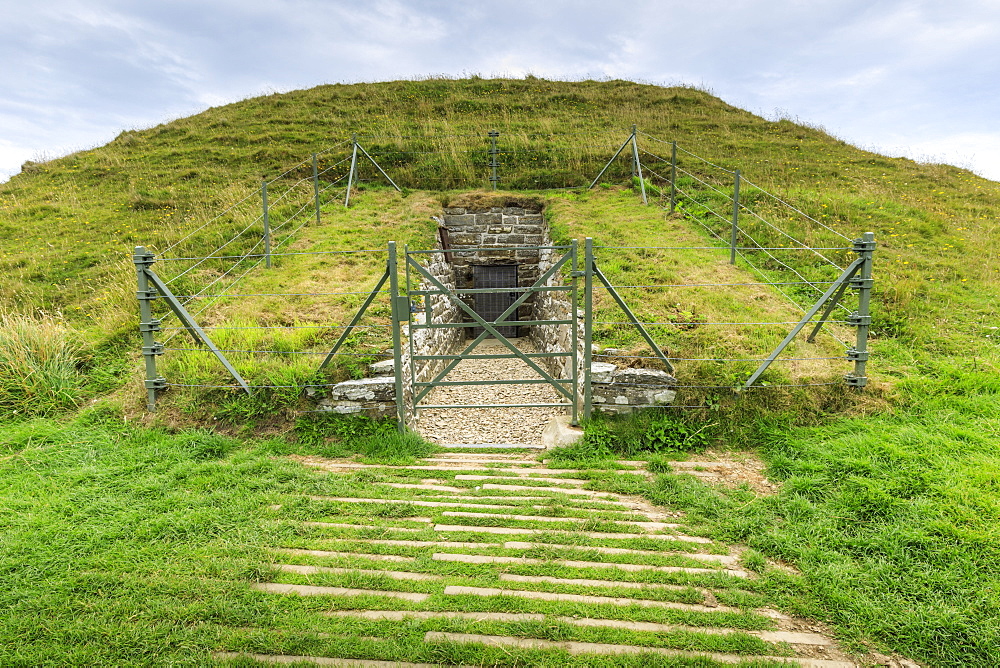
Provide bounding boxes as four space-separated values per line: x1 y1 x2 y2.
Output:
251 583 429 602
422 633 855 667
311 497 531 510
273 548 415 562
319 611 832 647
416 495 553 503
434 524 713 544
433 453 533 460
455 475 588 485
275 564 441 581
379 483 465 492
440 443 545 449
440 586 738 613
440 511 677 529
304 522 423 533
560 617 833 645
214 652 452 667
481 484 615 497
361 539 501 549
326 610 547 623
501 541 738 565
499 573 692 592
432 552 743 577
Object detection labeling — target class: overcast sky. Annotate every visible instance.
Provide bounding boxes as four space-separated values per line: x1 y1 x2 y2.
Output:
2 0 999 183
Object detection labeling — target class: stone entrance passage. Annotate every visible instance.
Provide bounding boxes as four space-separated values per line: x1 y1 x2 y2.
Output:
415 338 564 447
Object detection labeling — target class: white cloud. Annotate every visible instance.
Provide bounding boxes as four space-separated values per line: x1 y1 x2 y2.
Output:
1 0 1000 183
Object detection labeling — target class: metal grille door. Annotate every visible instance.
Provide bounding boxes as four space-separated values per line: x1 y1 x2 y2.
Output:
472 265 518 338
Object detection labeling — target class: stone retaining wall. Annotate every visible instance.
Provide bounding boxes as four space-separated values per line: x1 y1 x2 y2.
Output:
440 203 545 333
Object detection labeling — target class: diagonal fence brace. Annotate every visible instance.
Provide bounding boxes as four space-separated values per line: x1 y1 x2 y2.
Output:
591 262 675 375
744 257 865 389
317 267 391 371
142 268 251 394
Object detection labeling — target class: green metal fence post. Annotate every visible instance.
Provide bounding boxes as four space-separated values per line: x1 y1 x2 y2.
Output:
583 237 594 420
669 141 678 213
312 153 321 225
570 239 580 425
631 125 647 205
261 179 272 268
729 169 741 265
133 246 165 412
847 232 876 389
388 241 406 431
488 130 500 190
345 133 358 208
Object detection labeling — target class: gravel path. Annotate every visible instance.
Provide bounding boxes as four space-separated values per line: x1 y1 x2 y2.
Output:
415 338 569 446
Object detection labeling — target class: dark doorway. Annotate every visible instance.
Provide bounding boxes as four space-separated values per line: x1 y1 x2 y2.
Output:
471 264 519 338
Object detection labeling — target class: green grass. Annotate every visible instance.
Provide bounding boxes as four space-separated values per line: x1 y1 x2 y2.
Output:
2 76 1000 665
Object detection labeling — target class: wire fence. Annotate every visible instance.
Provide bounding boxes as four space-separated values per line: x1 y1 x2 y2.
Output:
133 126 872 416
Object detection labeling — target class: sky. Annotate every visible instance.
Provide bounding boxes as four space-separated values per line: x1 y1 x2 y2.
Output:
2 0 999 183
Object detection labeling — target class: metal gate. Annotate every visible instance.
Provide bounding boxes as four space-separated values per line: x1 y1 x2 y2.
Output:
471 264 519 338
405 244 580 424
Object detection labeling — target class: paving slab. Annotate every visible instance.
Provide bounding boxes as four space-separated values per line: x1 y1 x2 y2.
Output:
441 586 739 613
311 497 531 510
432 552 742 576
434 524 713 543
439 443 545 449
320 611 832 647
480 483 616 497
272 548 415 562
303 522 423 533
499 573 693 592
359 539 501 549
214 652 453 667
455 474 589 485
423 632 856 667
501 541 738 565
325 611 547 623
378 483 466 492
439 511 677 529
275 564 442 581
251 583 429 601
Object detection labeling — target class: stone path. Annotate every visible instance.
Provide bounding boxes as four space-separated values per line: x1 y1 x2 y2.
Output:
210 451 900 667
414 338 568 446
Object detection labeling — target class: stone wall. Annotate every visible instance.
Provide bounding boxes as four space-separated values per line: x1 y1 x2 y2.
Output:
307 251 462 421
589 362 678 414
440 203 546 334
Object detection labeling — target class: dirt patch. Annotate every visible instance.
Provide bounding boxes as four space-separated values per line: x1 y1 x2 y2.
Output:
668 448 779 496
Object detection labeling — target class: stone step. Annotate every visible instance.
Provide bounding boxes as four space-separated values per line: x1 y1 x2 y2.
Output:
502 541 738 565
441 586 739 613
214 652 451 667
303 522 423 533
480 483 616 497
433 524 713 544
360 539 502 549
378 483 465 492
432 453 535 460
439 443 545 450
275 564 442 581
419 458 536 466
309 496 634 514
432 552 745 577
498 573 693 593
272 548 415 563
324 610 833 646
251 582 429 601
455 475 589 485
439 511 676 529
310 496 541 510
423 632 855 667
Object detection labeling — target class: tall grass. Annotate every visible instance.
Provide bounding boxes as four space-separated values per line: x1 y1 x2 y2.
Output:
0 313 82 417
